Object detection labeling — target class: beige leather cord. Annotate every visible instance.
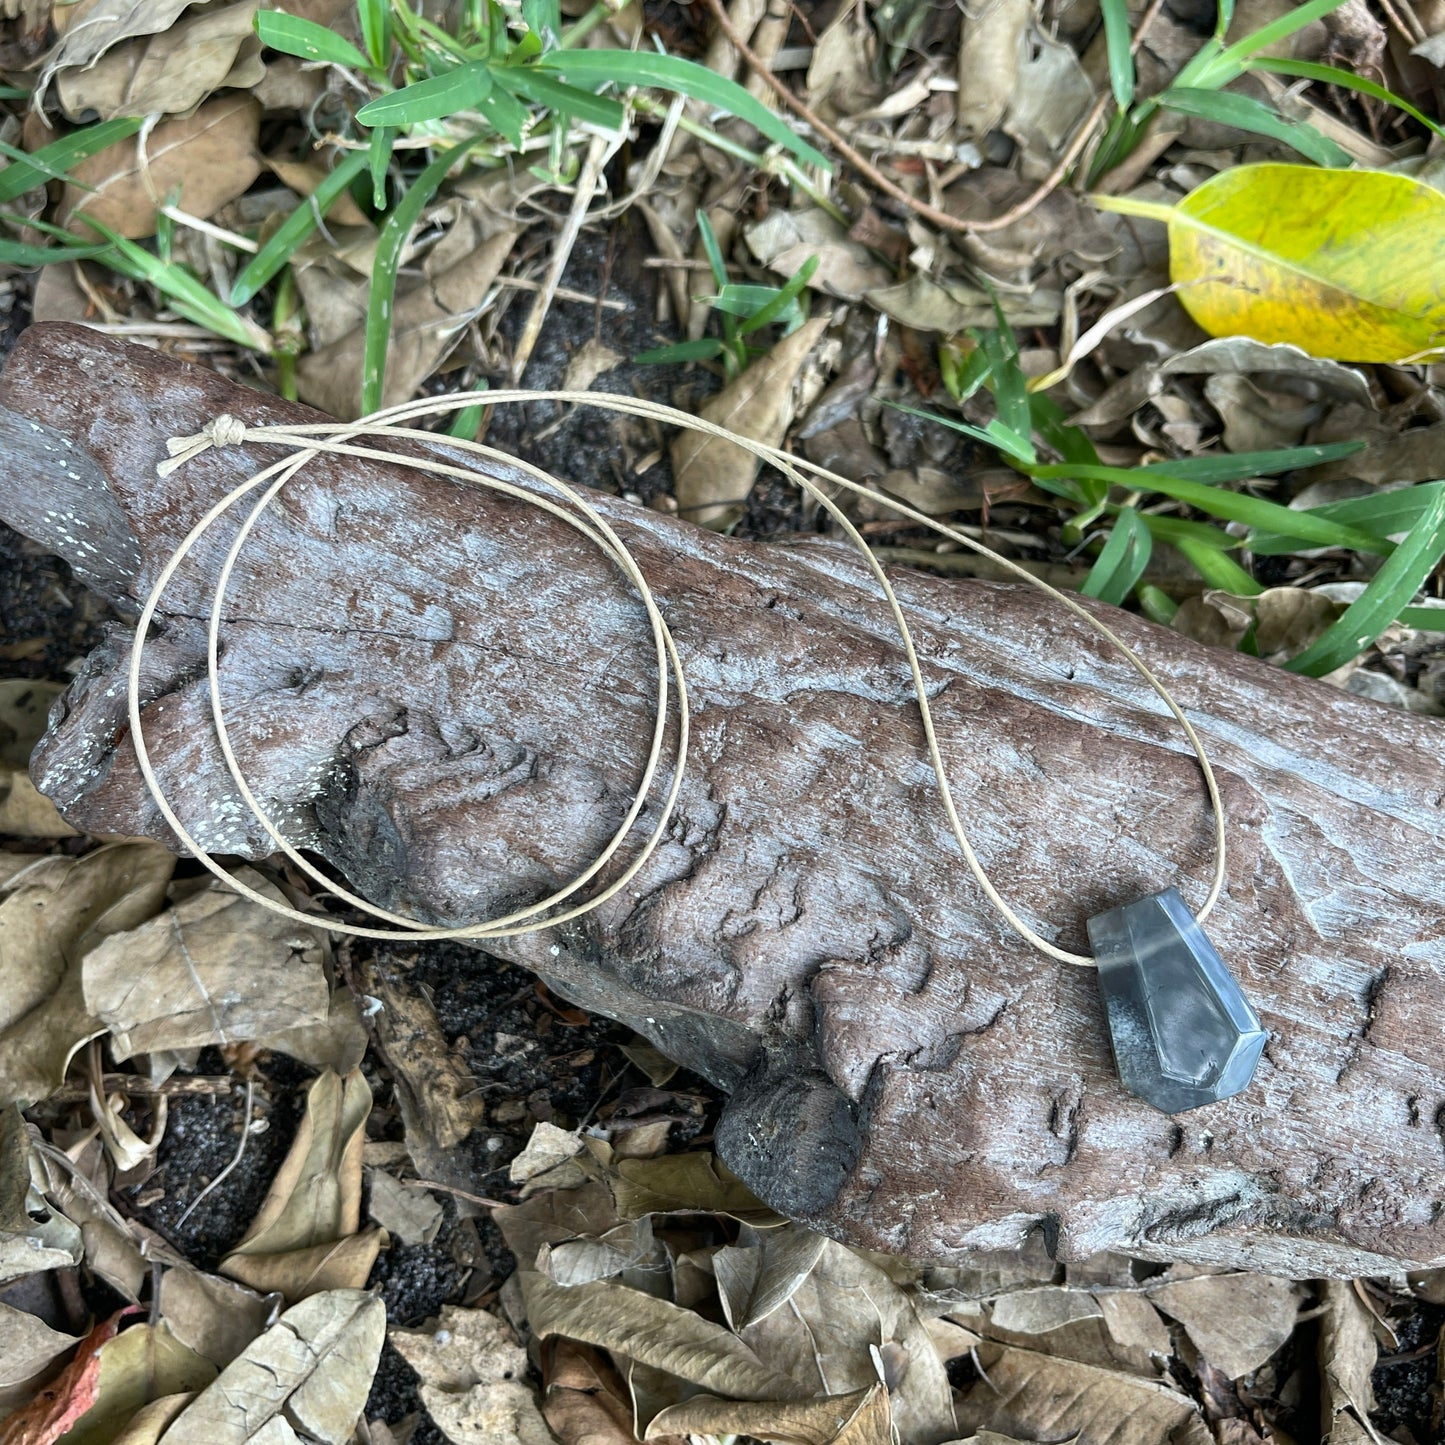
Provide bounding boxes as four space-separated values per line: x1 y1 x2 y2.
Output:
139 390 1228 967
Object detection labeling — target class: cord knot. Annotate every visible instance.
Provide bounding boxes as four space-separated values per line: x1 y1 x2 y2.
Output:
156 413 251 478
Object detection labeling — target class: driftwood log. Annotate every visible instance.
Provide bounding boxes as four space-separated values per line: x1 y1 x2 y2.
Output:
4 322 1445 1278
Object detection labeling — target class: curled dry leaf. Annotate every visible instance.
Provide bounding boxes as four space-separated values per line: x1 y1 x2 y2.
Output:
0 1303 80 1395
62 94 262 240
1149 1273 1300 1381
520 1271 802 1403
154 1289 385 1445
954 0 1029 137
509 1122 587 1189
745 210 892 303
389 1305 553 1445
55 1323 215 1445
81 867 330 1060
55 0 263 120
670 315 830 530
365 1169 443 1248
1318 1279 1378 1440
645 1384 883 1445
0 1308 129 1445
955 1343 1212 1445
0 682 75 838
220 1069 382 1301
0 842 175 1109
714 1223 827 1332
988 1286 1104 1336
36 0 207 98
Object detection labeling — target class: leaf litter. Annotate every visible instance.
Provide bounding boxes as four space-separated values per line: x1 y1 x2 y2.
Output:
4 0 1445 1438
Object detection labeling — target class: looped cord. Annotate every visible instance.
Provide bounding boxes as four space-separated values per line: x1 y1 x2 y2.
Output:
137 390 1228 968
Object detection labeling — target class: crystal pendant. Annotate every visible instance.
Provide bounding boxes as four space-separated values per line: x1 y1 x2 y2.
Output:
1086 888 1265 1114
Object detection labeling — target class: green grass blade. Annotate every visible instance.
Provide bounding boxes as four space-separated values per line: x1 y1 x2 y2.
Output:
78 216 270 351
1136 442 1362 483
230 149 370 305
696 209 728 290
1248 481 1445 555
533 50 831 170
478 82 531 148
0 118 143 205
1399 606 1445 630
635 336 726 365
255 11 370 67
368 125 395 208
1247 57 1445 142
363 135 487 413
1099 0 1135 110
1159 88 1351 167
1203 0 1349 83
738 255 816 336
358 63 493 125
1127 513 1240 550
0 235 108 266
1138 584 1179 625
1172 534 1263 594
1029 462 1394 554
356 0 392 66
1285 490 1445 675
491 67 625 130
447 381 489 439
889 401 1036 465
1083 509 1151 604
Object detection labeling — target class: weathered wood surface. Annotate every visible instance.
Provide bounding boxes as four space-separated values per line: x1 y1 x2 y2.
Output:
4 322 1444 1277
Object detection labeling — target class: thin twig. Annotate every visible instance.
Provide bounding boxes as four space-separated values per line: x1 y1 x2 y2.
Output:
175 1078 255 1229
700 0 1107 235
510 134 613 383
410 1178 510 1208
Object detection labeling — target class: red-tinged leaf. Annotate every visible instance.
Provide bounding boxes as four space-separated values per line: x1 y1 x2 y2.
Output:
0 1307 139 1445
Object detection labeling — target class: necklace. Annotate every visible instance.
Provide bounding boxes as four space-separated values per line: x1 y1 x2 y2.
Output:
143 390 1264 1115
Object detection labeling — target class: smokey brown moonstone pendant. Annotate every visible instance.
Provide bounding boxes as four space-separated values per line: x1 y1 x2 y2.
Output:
1086 888 1266 1114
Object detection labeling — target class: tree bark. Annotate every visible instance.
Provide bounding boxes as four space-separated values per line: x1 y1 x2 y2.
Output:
3 322 1444 1277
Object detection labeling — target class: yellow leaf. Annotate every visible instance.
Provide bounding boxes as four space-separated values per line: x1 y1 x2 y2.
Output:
1094 165 1445 362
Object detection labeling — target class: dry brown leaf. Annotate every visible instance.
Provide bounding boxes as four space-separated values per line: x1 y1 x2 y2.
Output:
745 210 892 303
955 1343 1211 1445
736 1239 953 1445
365 1169 443 1248
0 1303 80 1394
265 156 369 228
220 1069 379 1301
521 1271 801 1402
155 1289 384 1445
955 0 1030 136
866 277 1060 335
0 682 75 838
1149 1274 1300 1382
155 1263 272 1370
561 338 624 393
109 1395 193 1445
55 0 263 119
0 1308 127 1445
1251 589 1343 664
390 1306 552 1445
805 6 881 116
1097 1291 1172 1358
0 842 175 1108
610 1153 771 1223
37 0 207 97
989 1286 1103 1336
670 315 829 529
63 95 262 240
714 1223 826 1332
1318 1279 1377 1439
354 968 486 1186
297 223 519 418
250 984 368 1075
59 1323 215 1445
543 1340 660 1445
82 868 329 1059
646 1385 882 1445
510 1123 587 1188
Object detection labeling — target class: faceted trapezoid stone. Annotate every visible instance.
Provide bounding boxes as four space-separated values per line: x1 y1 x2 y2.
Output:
1086 887 1266 1115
